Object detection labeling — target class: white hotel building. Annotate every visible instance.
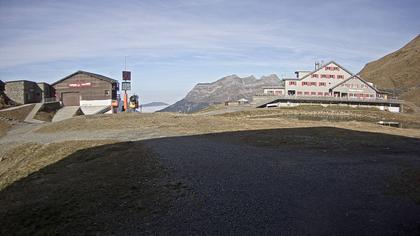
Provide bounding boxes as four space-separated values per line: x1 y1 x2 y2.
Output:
255 61 401 112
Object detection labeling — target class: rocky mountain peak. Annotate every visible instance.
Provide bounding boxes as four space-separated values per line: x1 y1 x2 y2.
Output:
160 74 283 113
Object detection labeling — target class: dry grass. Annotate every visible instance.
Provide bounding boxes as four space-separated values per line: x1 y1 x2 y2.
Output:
34 110 56 121
35 112 270 135
0 120 11 137
359 35 420 106
0 140 180 235
220 106 420 128
0 140 115 190
0 104 35 121
32 108 420 142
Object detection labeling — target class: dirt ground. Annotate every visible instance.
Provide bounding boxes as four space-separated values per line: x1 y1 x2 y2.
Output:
1 108 420 234
0 104 35 121
0 104 35 137
0 120 11 137
0 140 115 190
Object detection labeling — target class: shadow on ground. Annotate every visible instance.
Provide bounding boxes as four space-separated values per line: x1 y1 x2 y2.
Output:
1 127 420 235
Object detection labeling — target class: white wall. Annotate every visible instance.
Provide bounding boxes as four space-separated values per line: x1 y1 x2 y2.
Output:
285 62 353 96
80 99 112 106
263 88 284 95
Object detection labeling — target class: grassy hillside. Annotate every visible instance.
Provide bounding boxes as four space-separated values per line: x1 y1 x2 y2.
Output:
359 35 420 106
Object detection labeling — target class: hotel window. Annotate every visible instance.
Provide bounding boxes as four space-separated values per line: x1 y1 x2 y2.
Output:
321 74 327 78
297 91 302 95
311 74 318 78
310 82 317 86
302 82 308 86
337 75 344 79
324 92 330 96
289 81 297 85
319 82 326 86
311 92 316 95
317 92 323 96
329 75 335 79
304 91 310 95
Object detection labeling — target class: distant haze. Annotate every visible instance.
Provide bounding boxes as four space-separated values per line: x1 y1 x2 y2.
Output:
0 0 419 104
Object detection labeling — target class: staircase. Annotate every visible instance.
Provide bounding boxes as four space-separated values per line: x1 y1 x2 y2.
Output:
24 103 45 123
52 106 84 122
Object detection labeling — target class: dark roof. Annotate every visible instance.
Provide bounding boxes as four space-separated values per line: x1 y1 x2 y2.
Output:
4 80 37 84
329 75 379 92
52 70 117 85
284 61 354 81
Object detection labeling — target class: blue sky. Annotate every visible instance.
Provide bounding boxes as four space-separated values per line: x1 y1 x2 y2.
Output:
0 0 419 104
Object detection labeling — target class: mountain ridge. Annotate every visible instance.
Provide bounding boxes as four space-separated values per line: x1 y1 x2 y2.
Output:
160 74 283 113
359 34 420 106
142 102 169 107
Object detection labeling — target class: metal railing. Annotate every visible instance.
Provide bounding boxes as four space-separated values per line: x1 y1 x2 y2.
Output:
254 94 401 104
42 97 58 103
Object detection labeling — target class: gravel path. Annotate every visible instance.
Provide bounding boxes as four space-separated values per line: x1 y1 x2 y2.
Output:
142 132 420 235
0 122 171 151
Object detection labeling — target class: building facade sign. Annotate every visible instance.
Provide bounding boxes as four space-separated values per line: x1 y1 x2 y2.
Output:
122 81 131 91
68 82 92 88
122 71 131 81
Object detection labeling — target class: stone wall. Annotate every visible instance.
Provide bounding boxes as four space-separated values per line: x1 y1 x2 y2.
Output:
5 81 43 104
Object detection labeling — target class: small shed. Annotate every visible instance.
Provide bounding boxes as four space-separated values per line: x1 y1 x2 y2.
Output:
238 98 249 105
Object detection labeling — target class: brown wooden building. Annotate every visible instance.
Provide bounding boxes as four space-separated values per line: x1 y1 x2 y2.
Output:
52 71 118 106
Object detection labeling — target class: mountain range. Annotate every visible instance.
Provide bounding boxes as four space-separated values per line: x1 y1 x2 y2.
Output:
142 102 169 107
160 74 283 113
161 35 419 113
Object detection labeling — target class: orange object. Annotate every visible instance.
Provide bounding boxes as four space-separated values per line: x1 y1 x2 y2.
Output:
123 92 128 111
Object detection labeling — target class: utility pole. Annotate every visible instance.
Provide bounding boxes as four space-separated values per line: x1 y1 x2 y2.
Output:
122 56 131 112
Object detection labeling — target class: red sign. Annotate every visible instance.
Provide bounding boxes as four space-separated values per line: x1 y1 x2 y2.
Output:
122 71 131 81
68 82 91 88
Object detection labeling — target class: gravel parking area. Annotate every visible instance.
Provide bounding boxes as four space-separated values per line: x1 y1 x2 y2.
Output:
142 128 420 235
